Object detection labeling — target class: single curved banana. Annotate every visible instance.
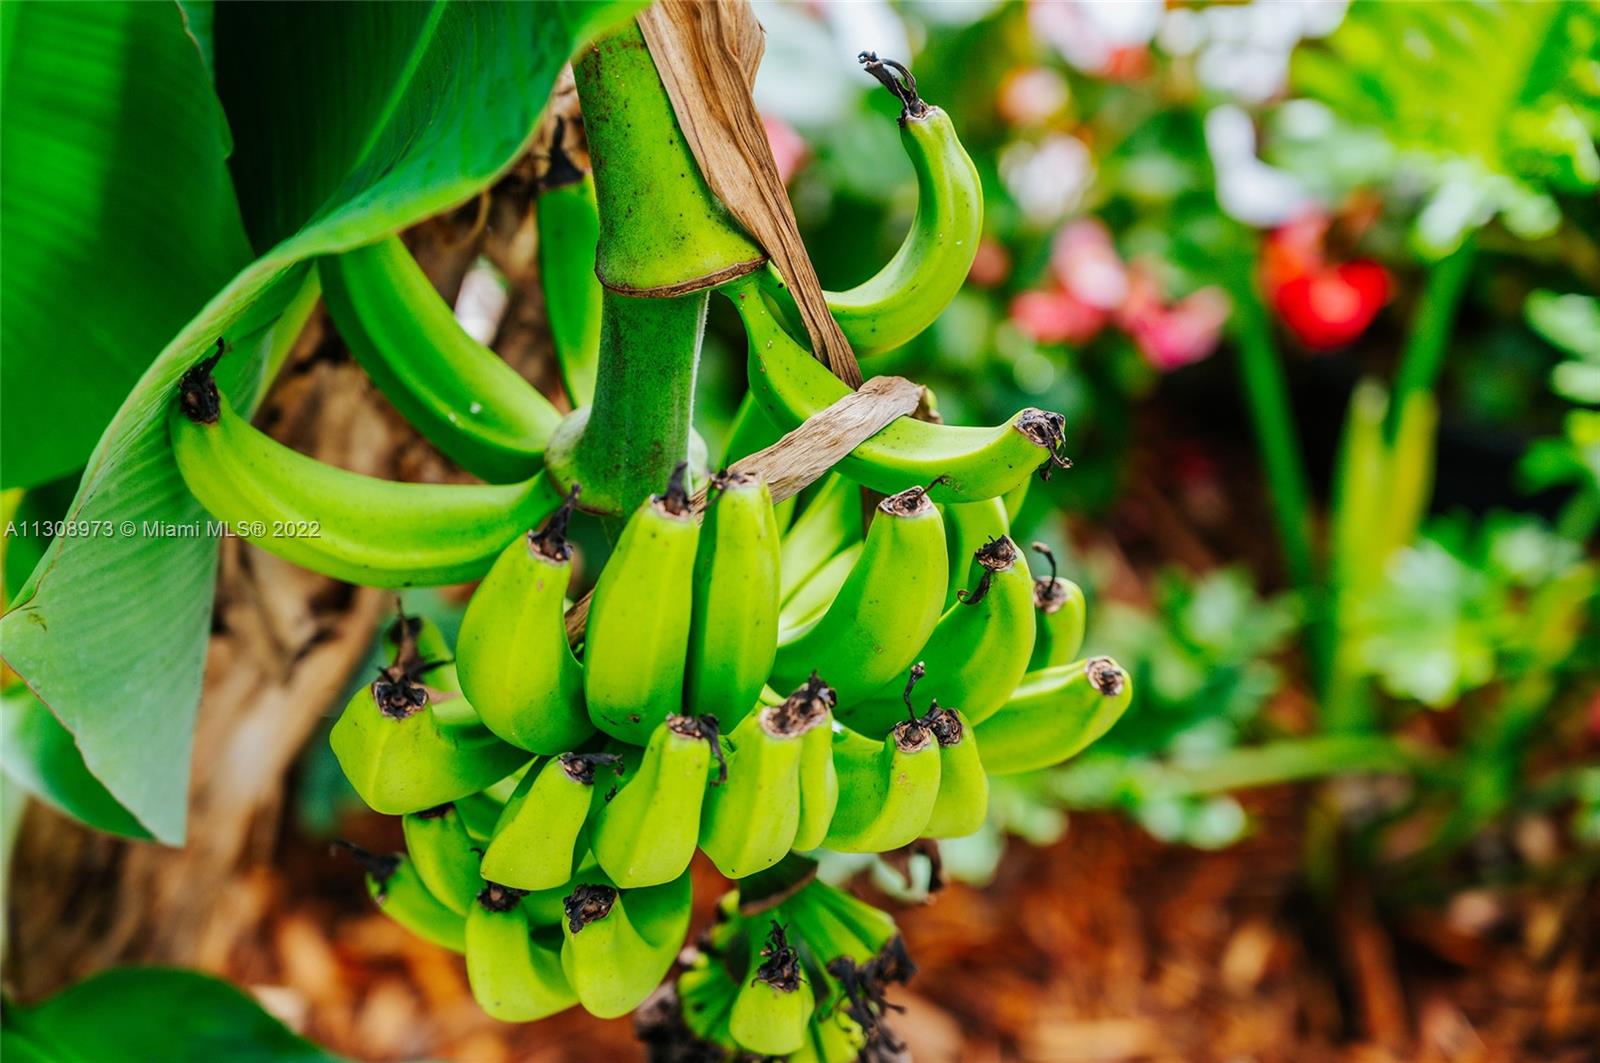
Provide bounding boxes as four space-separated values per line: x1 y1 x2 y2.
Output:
480 752 620 890
1028 543 1087 670
779 474 864 604
699 679 831 878
822 719 941 852
685 473 780 726
561 873 692 1019
331 615 529 815
841 535 1036 734
919 704 989 839
729 280 1068 503
465 882 579 1021
319 235 562 483
341 844 464 953
169 352 562 587
583 464 701 744
538 120 603 407
456 488 593 753
975 657 1133 776
772 486 947 706
401 802 482 915
757 54 981 357
723 389 786 466
592 715 712 888
940 497 1010 608
793 682 842 852
730 921 813 1056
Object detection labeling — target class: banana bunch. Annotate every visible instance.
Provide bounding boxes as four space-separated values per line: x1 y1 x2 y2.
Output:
162 41 1138 1052
655 875 914 1062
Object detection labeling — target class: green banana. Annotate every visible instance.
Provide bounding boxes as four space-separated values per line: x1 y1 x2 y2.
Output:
341 844 464 953
401 803 482 915
778 542 863 642
685 472 780 726
592 715 712 887
480 752 621 891
169 350 562 587
794 684 842 852
822 719 941 852
919 702 988 839
677 949 741 1046
940 497 1010 608
537 119 603 407
723 388 787 466
771 485 948 706
699 677 832 878
729 921 813 1056
465 882 579 1021
843 535 1037 734
583 464 701 743
319 235 562 483
561 874 693 1019
331 614 529 815
455 487 593 753
757 53 982 357
778 878 896 968
730 279 1068 503
975 657 1133 776
779 473 864 604
1028 542 1087 670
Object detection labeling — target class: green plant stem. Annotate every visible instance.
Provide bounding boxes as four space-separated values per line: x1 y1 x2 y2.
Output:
570 289 706 516
1387 236 1477 440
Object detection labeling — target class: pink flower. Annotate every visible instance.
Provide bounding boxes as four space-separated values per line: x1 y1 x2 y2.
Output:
1050 218 1127 310
997 66 1069 127
1010 289 1108 345
762 115 809 185
1121 267 1230 371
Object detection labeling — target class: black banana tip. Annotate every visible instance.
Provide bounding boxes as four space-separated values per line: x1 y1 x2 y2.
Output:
900 661 927 722
530 483 580 560
754 921 803 992
1087 657 1127 697
659 461 692 516
177 338 229 424
1030 541 1058 583
476 881 528 913
564 883 618 932
858 51 928 120
332 839 398 884
541 114 587 191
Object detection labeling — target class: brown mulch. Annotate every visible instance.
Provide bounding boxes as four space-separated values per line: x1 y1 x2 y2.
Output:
188 785 1596 1063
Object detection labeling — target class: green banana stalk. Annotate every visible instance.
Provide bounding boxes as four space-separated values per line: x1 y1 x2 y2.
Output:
729 921 813 1056
772 485 948 706
1028 542 1087 670
583 464 701 743
537 119 603 407
480 752 621 891
842 535 1036 733
919 703 989 839
330 615 529 815
319 235 562 483
685 472 780 726
561 874 693 1019
779 473 864 604
975 657 1133 776
169 351 562 587
341 844 465 953
455 487 593 753
465 882 579 1022
729 279 1068 503
822 719 941 852
699 677 832 878
401 802 482 915
592 715 712 888
758 53 982 357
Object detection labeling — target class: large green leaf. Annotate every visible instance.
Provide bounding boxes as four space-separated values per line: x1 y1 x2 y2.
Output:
1293 1 1600 256
0 688 150 839
0 0 644 843
0 0 252 490
1 967 343 1062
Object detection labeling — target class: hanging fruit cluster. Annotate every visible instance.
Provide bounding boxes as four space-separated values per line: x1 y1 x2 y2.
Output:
165 18 1131 1062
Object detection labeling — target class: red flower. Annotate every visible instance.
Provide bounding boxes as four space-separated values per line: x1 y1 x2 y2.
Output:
1010 289 1108 345
1263 213 1390 350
